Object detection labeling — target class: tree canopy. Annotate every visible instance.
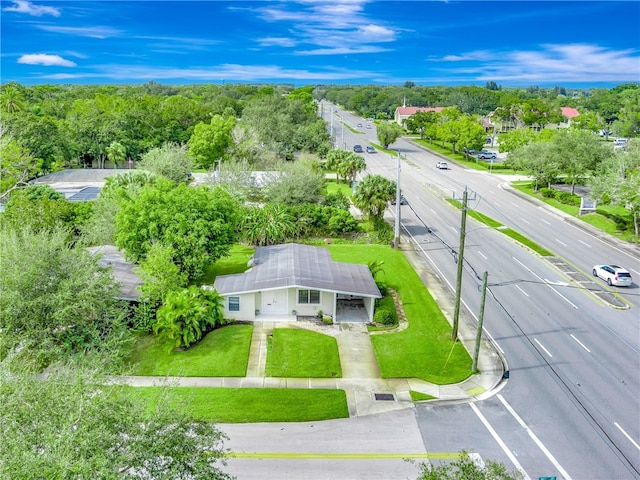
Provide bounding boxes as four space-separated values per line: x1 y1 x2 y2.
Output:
115 180 240 281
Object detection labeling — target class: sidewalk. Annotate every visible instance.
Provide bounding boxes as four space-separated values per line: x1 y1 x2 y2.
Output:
118 233 507 417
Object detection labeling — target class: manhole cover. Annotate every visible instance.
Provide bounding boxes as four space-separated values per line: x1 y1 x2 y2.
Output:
374 393 395 401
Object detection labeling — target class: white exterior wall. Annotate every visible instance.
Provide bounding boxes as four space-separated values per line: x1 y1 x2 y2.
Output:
287 289 335 316
222 292 256 321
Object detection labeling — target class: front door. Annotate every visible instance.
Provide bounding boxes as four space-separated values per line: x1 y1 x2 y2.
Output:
261 289 288 314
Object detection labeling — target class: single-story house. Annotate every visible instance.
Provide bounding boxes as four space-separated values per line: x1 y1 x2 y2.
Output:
213 243 381 323
394 106 445 126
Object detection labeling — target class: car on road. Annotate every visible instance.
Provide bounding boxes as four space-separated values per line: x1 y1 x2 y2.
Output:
592 264 633 287
366 146 375 153
390 195 408 206
477 151 497 160
357 123 363 128
353 145 363 153
436 161 448 170
365 123 372 129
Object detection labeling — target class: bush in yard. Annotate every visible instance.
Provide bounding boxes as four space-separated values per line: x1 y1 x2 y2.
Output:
540 187 555 198
328 208 358 235
374 308 395 325
154 286 225 349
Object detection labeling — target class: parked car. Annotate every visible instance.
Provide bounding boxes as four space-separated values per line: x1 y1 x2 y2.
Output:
353 144 363 153
477 151 497 160
365 124 372 129
390 195 408 206
462 148 477 155
366 146 375 153
436 161 448 170
592 264 633 287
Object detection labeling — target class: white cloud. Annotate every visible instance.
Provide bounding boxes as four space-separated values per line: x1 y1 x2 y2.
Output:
295 45 390 56
18 53 76 67
258 37 297 47
2 0 60 17
434 43 640 84
35 25 120 39
42 63 382 82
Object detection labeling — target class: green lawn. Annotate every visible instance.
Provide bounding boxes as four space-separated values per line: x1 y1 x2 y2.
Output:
327 244 472 384
266 329 342 378
447 199 554 257
512 182 639 243
325 178 353 197
198 244 254 285
131 386 349 423
127 324 253 377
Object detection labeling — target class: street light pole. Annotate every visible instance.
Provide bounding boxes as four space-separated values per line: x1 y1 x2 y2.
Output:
394 150 401 249
452 186 468 341
472 271 488 372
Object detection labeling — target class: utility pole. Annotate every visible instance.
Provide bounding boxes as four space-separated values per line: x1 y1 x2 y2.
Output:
452 186 468 341
472 271 488 372
394 150 401 249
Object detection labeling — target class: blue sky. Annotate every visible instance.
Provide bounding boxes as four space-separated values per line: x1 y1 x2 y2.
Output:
1 0 639 87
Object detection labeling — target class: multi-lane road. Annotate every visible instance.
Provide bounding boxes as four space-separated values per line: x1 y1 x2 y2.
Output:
319 103 640 479
221 104 639 480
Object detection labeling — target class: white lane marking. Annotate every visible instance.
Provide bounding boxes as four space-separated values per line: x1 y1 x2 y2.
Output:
512 202 519 207
570 334 591 353
512 257 579 310
409 232 504 355
470 403 531 480
541 219 551 225
515 285 529 297
449 225 457 233
520 217 530 224
498 395 573 480
578 240 591 248
430 208 436 214
534 338 553 357
478 251 487 260
631 268 640 276
614 422 640 451
556 239 568 247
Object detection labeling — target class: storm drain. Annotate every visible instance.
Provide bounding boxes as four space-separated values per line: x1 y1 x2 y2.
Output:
374 393 395 401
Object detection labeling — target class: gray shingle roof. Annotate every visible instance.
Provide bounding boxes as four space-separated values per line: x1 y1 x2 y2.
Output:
87 245 142 301
214 243 381 298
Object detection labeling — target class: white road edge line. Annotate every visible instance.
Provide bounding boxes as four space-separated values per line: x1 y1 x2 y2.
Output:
498 394 573 480
541 219 551 225
515 285 529 297
570 334 591 353
469 402 531 480
534 338 553 357
520 218 530 224
512 257 579 310
614 422 640 451
578 240 591 248
410 231 504 355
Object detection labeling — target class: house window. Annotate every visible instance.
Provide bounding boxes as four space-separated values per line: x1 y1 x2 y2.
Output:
298 289 320 304
228 296 240 312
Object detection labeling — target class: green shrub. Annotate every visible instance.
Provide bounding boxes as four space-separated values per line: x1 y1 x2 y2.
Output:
556 191 581 206
376 281 388 297
374 308 395 325
540 187 555 198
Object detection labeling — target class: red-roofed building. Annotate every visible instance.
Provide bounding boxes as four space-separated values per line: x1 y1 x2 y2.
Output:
394 106 445 125
561 107 580 119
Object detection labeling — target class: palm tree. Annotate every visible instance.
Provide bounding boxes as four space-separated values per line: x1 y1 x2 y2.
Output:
352 174 395 221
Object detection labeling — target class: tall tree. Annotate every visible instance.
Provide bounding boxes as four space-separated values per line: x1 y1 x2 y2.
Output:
352 174 396 221
0 226 131 370
0 366 232 479
138 142 193 185
376 122 404 148
115 180 240 281
188 115 236 169
262 158 326 206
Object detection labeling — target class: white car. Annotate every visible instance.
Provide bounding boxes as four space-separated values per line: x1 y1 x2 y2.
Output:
592 264 633 287
436 161 448 170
